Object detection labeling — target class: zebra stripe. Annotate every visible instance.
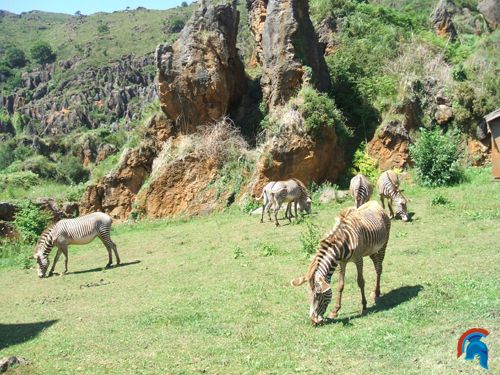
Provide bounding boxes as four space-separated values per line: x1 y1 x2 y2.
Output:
291 201 390 324
350 174 373 208
377 170 409 221
34 212 120 278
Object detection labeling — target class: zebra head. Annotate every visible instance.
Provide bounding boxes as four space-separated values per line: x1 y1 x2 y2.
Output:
298 197 312 215
34 251 49 278
395 192 409 221
291 275 332 325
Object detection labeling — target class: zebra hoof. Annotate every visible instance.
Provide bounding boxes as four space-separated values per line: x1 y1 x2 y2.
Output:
105 264 112 269
48 272 53 277
361 308 368 315
328 311 338 319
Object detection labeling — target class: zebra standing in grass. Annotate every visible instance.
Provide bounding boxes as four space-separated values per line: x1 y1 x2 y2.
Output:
377 170 409 221
291 201 390 325
256 181 278 223
270 178 311 226
33 212 120 278
350 174 373 208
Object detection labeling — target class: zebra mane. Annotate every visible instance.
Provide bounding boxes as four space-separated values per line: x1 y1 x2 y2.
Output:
291 178 310 197
305 207 359 284
35 225 55 256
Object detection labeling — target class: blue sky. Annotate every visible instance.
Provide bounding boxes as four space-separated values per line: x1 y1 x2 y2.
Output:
0 0 189 15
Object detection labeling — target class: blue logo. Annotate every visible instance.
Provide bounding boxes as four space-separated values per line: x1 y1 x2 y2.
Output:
457 328 489 370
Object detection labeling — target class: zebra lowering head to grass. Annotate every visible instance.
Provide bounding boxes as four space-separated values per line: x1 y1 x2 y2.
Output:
377 170 409 221
33 212 120 278
291 201 390 325
269 178 312 226
350 173 373 208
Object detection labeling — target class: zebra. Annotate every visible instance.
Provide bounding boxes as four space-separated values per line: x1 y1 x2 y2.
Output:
33 212 120 278
350 174 373 208
255 181 278 223
269 178 312 226
377 170 409 221
291 201 390 325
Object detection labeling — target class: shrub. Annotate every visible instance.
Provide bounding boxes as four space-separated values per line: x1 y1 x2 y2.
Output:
5 47 27 68
431 194 451 206
66 183 87 202
409 128 464 187
300 219 321 257
0 171 40 191
13 200 51 244
30 41 56 65
97 24 110 34
298 87 350 138
262 243 278 257
0 137 16 170
18 155 58 179
56 156 89 184
352 142 379 181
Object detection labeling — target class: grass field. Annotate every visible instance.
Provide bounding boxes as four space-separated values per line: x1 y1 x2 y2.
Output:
0 167 498 374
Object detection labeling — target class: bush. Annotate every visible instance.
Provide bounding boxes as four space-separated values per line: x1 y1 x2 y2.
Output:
56 156 89 184
298 87 350 137
0 137 16 170
97 24 110 33
300 219 321 257
13 200 51 244
30 41 56 65
409 128 464 187
13 155 58 179
5 47 27 68
352 142 379 181
0 171 40 191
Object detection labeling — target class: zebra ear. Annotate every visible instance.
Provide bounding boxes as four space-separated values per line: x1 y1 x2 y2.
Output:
317 276 331 293
290 276 307 287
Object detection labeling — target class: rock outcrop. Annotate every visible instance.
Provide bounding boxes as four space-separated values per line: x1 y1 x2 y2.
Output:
478 0 500 30
0 54 157 137
431 0 458 39
79 114 173 219
254 0 329 109
156 3 247 133
249 108 344 196
246 0 268 66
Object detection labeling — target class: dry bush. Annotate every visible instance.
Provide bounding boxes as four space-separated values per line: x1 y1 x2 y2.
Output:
194 117 251 166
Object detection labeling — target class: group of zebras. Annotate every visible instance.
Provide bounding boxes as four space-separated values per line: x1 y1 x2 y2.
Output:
32 170 409 325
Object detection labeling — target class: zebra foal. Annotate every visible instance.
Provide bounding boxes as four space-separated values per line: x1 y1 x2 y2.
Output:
377 170 409 221
269 178 311 226
33 212 120 278
291 201 390 325
350 174 373 208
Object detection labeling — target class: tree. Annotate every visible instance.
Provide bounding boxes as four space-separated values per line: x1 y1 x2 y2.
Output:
30 41 56 65
5 47 27 68
181 1 188 7
97 24 110 33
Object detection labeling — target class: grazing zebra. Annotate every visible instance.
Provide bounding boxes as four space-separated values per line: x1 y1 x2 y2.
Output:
291 201 390 325
256 181 278 223
33 212 120 278
350 174 373 208
377 170 409 221
270 178 312 226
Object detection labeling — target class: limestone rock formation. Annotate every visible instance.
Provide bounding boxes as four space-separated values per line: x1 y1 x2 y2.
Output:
249 108 343 197
431 0 458 39
478 0 500 30
156 3 247 133
246 0 268 66
79 114 173 219
254 0 329 109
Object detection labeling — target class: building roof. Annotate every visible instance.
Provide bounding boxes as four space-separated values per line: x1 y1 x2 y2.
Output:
485 108 500 123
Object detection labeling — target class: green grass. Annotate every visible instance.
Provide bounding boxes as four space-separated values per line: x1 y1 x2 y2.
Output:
0 167 498 374
0 181 81 202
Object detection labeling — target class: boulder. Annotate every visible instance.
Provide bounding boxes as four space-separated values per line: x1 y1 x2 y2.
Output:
0 356 28 373
478 0 500 30
258 0 329 109
156 3 247 133
467 138 491 166
61 202 79 218
0 202 17 221
435 104 453 125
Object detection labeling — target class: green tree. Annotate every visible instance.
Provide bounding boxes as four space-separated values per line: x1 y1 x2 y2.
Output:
5 47 27 68
30 41 56 65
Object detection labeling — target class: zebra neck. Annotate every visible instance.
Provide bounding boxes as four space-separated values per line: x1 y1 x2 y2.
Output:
39 229 56 258
313 239 345 282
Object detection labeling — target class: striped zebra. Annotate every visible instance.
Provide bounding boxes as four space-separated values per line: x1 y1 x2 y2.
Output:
350 174 373 208
255 181 278 223
377 170 409 221
33 212 120 278
270 178 312 226
291 201 390 325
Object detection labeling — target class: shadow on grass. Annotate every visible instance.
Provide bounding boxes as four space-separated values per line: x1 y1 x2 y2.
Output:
0 320 58 350
67 260 141 275
324 285 424 326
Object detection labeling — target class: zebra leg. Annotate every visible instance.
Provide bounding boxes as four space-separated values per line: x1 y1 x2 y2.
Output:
48 248 62 277
61 245 69 274
355 257 368 313
111 240 120 266
329 262 346 319
294 201 298 220
370 245 386 301
387 198 395 219
274 203 282 226
260 202 266 223
379 195 385 209
98 227 114 267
